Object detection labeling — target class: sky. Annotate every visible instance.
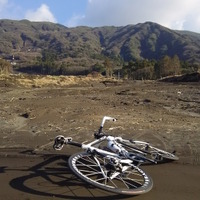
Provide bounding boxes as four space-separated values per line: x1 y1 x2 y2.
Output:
0 0 200 33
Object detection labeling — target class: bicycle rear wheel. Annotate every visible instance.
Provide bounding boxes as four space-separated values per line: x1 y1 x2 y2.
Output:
148 145 179 161
68 152 153 195
120 141 179 163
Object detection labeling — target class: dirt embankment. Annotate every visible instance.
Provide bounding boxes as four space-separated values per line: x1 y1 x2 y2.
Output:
0 74 200 162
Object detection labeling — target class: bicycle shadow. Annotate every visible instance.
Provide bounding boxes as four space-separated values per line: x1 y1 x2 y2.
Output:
8 153 133 200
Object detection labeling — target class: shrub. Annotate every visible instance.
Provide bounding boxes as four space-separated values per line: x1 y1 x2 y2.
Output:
0 58 12 74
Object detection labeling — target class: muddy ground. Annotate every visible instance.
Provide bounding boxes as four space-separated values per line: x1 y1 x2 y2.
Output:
0 75 200 200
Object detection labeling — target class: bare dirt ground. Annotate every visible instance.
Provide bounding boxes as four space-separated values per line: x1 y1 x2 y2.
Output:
0 74 200 200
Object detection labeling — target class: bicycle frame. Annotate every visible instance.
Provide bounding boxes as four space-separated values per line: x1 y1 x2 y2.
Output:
54 134 155 167
54 115 179 166
53 116 158 165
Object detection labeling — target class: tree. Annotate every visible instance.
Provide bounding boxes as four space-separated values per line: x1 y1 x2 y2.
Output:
91 63 105 74
0 58 12 75
122 61 136 79
122 59 155 80
171 55 181 75
35 49 59 74
159 55 172 77
41 49 57 63
181 61 199 74
104 57 113 78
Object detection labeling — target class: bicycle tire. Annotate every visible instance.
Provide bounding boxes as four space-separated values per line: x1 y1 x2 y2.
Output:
120 141 179 162
68 152 153 195
148 146 179 161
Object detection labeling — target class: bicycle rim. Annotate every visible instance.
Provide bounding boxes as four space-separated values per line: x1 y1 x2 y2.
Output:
150 147 179 161
121 141 179 162
68 152 153 195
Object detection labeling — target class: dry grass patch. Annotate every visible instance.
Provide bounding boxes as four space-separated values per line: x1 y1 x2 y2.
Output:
0 74 115 88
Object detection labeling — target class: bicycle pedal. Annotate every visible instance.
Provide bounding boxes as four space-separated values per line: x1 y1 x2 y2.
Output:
53 143 64 150
53 135 66 150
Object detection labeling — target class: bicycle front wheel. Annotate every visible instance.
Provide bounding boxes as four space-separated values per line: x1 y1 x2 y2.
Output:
68 152 153 195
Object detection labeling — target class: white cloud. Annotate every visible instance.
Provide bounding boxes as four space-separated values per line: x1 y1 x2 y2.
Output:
66 14 85 27
0 0 8 12
0 0 22 19
0 0 7 7
25 4 57 23
72 0 200 33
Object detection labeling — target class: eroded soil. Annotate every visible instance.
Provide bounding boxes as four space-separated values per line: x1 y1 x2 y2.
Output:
0 75 200 199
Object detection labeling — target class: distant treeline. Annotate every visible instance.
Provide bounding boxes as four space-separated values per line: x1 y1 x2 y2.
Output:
122 55 199 80
3 49 199 79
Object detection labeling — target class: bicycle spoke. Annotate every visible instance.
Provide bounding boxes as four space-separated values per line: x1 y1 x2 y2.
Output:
69 152 153 195
79 169 102 176
118 176 137 189
106 178 118 188
76 160 100 172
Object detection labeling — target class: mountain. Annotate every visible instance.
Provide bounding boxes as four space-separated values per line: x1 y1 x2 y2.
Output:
1 19 200 69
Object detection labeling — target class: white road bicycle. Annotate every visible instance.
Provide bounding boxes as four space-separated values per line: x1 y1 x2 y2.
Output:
53 116 178 195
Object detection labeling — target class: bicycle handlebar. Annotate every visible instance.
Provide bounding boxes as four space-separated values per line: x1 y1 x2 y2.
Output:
100 116 117 127
98 116 117 134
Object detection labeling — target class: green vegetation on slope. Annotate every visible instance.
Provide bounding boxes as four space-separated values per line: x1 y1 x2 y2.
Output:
0 19 200 78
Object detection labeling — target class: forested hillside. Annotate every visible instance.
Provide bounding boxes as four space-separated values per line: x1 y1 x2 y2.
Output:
0 19 200 78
